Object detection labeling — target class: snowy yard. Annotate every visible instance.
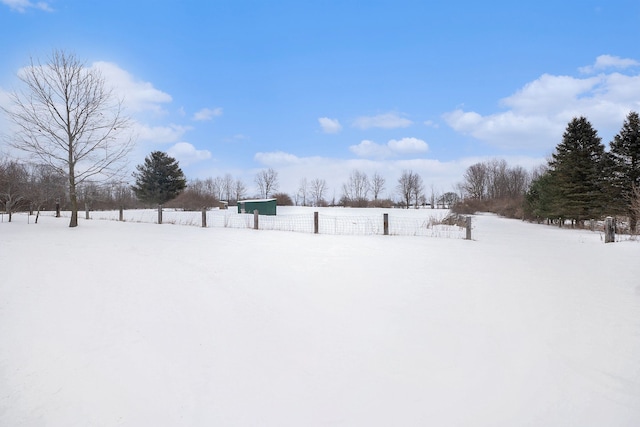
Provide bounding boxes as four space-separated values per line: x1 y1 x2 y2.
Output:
1 210 639 426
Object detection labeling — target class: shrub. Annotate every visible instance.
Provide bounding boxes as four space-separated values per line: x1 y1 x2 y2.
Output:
272 192 294 206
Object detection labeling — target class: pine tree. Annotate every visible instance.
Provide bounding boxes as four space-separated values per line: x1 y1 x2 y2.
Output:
609 111 640 232
524 170 561 222
548 117 607 224
132 151 187 205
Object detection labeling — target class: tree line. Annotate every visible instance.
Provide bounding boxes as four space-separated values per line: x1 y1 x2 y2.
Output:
0 147 463 221
130 152 455 211
524 113 640 232
454 113 640 233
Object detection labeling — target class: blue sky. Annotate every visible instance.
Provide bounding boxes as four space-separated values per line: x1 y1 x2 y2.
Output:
1 0 640 199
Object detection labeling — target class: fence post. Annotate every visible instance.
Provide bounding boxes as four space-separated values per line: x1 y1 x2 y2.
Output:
85 202 90 220
201 207 207 228
55 202 60 218
314 211 319 234
119 206 124 221
157 205 162 224
383 213 389 235
466 216 472 240
605 216 615 243
253 210 259 230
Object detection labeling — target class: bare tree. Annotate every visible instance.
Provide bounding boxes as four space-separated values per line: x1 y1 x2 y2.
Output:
396 170 422 209
202 177 217 199
342 169 369 206
209 176 221 200
462 162 488 199
631 184 640 234
298 177 308 206
0 160 29 222
109 181 136 209
233 179 247 203
412 173 424 208
222 174 234 202
506 165 529 198
255 168 279 198
26 162 67 221
439 191 460 208
486 158 509 199
371 171 385 201
309 178 327 206
3 50 134 227
429 184 438 209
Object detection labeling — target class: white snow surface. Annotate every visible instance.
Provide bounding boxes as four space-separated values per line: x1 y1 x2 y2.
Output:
1 209 639 426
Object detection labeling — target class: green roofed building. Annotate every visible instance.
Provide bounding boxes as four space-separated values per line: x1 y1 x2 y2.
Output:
237 198 277 216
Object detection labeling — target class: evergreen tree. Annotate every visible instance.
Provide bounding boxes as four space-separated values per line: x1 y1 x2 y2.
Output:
609 111 640 232
524 170 561 221
132 151 187 205
548 117 607 224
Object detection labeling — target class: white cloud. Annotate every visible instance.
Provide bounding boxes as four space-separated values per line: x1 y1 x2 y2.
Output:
167 142 212 166
388 137 429 154
135 123 192 143
579 54 640 74
193 107 223 121
92 61 172 114
1 0 52 12
350 137 428 159
14 61 170 114
443 61 640 150
352 112 413 130
318 117 342 134
349 140 392 159
254 151 302 166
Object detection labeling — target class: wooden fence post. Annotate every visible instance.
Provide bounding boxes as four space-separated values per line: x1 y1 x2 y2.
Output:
466 216 472 240
119 206 124 221
253 210 259 230
85 202 90 220
605 216 615 243
202 207 207 228
55 202 60 218
383 213 389 235
157 205 162 224
314 211 319 234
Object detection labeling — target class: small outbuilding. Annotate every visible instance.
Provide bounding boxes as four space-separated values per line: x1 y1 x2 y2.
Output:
237 198 277 216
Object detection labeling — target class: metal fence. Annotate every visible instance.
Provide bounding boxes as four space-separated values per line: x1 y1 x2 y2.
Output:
40 208 468 239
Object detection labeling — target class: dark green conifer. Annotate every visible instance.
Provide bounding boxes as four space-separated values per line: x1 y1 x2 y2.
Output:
548 117 607 223
132 151 187 205
609 111 640 232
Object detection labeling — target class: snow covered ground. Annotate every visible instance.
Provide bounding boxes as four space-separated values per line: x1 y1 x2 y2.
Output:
1 210 639 426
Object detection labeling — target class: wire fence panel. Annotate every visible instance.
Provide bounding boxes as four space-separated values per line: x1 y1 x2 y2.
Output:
318 214 382 235
43 208 466 239
256 214 315 233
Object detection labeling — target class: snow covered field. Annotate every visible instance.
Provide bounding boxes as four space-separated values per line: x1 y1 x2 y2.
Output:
1 210 639 426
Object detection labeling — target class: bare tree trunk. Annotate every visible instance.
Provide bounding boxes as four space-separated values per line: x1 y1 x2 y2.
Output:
69 194 78 226
630 211 637 234
69 163 78 227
